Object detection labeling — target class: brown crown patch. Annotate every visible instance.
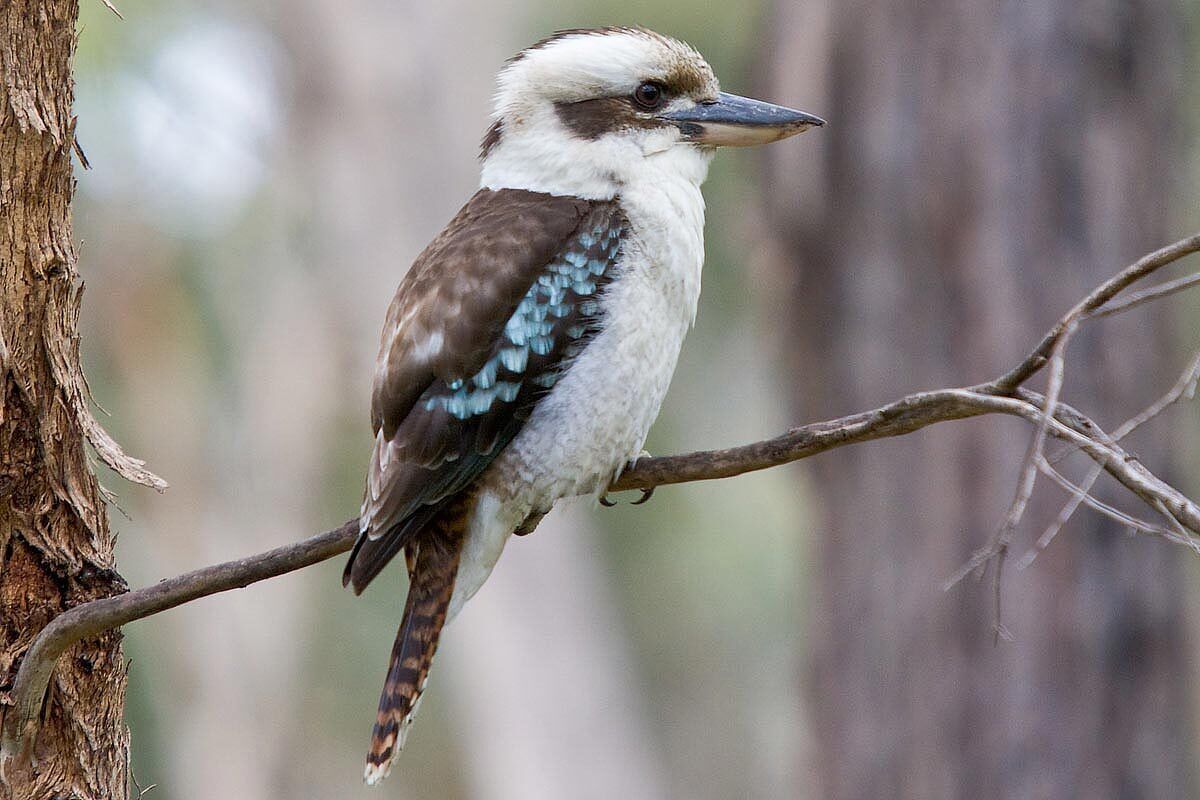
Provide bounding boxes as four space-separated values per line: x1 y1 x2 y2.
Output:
662 59 716 98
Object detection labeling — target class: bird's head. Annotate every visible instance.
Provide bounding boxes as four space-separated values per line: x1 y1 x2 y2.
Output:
479 27 823 199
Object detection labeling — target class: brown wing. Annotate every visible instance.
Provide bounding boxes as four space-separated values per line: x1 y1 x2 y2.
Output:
369 188 592 438
345 189 625 592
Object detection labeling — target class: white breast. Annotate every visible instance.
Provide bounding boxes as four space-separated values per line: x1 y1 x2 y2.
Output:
448 145 712 618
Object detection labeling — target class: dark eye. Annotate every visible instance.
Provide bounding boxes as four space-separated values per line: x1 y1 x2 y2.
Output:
632 81 665 111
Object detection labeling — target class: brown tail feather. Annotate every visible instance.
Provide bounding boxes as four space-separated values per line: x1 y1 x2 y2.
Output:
363 514 465 785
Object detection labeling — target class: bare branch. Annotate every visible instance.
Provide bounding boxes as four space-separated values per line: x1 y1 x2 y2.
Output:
609 389 987 491
1020 350 1200 568
5 232 1200 761
972 319 1077 632
1034 456 1173 540
1012 323 1076 525
970 389 1200 532
2 521 358 759
942 235 1200 591
987 233 1200 391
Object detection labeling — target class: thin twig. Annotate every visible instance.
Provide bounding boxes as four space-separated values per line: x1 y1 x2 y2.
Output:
1010 320 1077 530
992 555 1013 645
1089 272 1200 319
1035 456 1171 539
98 0 125 20
1020 351 1200 568
988 321 1074 639
942 387 1200 591
974 319 1076 620
1020 461 1105 567
976 390 1200 532
1152 498 1200 555
942 390 1124 591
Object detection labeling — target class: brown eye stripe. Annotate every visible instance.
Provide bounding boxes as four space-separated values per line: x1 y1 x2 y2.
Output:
554 97 666 140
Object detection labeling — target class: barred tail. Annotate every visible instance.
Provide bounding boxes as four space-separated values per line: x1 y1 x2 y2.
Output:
363 525 463 785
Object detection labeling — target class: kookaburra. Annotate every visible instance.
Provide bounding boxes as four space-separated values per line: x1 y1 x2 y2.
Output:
343 26 823 784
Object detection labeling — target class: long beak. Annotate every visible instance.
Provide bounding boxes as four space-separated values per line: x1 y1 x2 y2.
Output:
663 92 825 146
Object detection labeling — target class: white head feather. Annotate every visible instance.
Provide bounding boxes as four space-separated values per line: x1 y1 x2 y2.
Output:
479 28 719 200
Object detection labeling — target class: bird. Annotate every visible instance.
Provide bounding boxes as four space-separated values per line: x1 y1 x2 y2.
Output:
343 25 823 784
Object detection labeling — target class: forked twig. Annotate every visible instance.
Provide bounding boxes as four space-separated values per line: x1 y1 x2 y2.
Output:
1019 351 1200 568
974 319 1077 635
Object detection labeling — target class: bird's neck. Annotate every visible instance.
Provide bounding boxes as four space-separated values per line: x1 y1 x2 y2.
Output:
617 154 710 327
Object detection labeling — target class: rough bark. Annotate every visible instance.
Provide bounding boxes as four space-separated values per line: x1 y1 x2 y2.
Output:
758 1 1194 798
0 2 130 797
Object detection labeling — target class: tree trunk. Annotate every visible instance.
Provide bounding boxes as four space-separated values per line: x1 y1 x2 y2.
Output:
758 1 1193 798
1 2 130 797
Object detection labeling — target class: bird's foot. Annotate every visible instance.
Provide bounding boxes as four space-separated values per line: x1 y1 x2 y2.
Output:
600 450 657 507
627 450 655 504
598 485 656 507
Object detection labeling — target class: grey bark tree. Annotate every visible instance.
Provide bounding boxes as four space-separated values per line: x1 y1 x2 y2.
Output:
758 2 1194 797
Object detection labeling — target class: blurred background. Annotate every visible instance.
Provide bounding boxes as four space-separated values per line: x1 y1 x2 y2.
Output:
70 0 1199 798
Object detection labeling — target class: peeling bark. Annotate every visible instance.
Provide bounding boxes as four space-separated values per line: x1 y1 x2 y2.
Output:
0 2 131 797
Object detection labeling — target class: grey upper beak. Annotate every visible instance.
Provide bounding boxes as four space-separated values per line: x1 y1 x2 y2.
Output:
663 92 825 147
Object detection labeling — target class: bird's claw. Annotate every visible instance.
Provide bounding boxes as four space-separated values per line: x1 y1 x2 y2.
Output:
598 486 655 507
599 453 656 507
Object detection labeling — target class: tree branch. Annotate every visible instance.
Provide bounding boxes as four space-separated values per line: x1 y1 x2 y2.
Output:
986 233 1200 391
5 233 1200 761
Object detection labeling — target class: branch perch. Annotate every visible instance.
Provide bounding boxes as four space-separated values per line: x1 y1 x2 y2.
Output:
4 233 1200 760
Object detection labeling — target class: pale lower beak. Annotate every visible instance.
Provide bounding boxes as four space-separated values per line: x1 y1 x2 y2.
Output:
663 92 825 146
